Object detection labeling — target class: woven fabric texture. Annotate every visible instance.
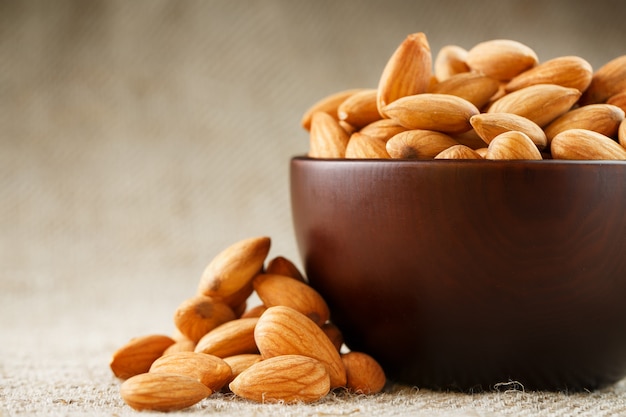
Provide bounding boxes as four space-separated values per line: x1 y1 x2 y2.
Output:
2 1 626 415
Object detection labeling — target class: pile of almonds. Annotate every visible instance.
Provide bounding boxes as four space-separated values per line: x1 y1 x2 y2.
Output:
110 237 386 411
302 32 626 160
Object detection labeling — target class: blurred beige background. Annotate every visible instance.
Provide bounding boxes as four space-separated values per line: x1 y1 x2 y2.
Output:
2 1 626 415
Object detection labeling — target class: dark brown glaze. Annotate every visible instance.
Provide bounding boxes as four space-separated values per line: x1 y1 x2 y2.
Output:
290 156 626 392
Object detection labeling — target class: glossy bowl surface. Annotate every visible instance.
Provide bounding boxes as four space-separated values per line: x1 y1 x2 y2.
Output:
290 156 626 391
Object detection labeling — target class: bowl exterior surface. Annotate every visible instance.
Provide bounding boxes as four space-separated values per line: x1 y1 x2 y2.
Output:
290 157 626 391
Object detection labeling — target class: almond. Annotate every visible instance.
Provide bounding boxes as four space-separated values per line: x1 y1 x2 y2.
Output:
487 84 581 127
265 255 306 282
221 353 263 389
434 144 483 159
321 322 344 352
544 104 625 142
607 90 626 113
619 119 626 147
301 88 366 131
120 372 211 412
381 93 479 133
149 351 232 392
358 119 408 142
229 355 330 404
341 351 387 394
337 89 382 129
386 129 459 159
163 338 196 355
427 72 500 109
345 132 391 159
466 39 538 81
195 317 259 358
451 129 491 150
505 55 593 93
255 306 347 388
485 131 543 160
173 295 237 343
253 273 330 326
581 55 626 105
551 128 626 160
309 111 351 158
470 112 547 149
110 334 176 380
434 44 469 81
197 236 270 301
377 32 432 114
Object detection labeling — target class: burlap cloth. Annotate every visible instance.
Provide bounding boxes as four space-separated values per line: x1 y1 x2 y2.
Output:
3 1 626 415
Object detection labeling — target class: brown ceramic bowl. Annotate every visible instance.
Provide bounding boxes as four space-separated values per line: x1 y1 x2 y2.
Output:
290 156 626 392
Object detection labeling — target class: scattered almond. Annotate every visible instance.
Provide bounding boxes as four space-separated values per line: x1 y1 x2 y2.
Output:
173 295 236 343
229 355 331 404
222 354 263 389
120 372 211 412
255 306 347 388
253 273 330 326
197 236 270 301
149 351 232 392
110 334 176 380
194 317 259 358
341 351 387 395
265 255 306 282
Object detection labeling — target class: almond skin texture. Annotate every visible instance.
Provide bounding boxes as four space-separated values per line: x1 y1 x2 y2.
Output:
240 304 267 319
163 338 196 355
551 129 626 160
265 256 306 282
301 88 366 131
337 88 382 129
110 334 176 380
607 91 626 114
427 72 500 109
149 351 233 392
342 352 387 395
255 306 347 388
470 112 547 149
173 295 237 343
345 132 391 159
253 273 330 326
581 55 626 105
229 354 330 404
386 130 459 159
619 119 626 147
466 39 538 81
309 111 351 158
222 354 263 388
434 44 469 81
434 144 483 159
505 55 593 93
358 119 408 142
382 93 479 134
197 236 270 301
195 317 259 358
120 372 211 412
487 84 581 127
543 104 625 141
377 32 432 114
485 131 543 160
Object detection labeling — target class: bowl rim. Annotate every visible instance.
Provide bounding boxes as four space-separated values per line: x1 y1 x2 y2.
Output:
291 155 626 166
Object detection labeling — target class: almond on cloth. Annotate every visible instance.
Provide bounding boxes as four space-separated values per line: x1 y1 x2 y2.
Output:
149 351 233 392
341 351 387 395
229 354 331 404
110 334 175 380
254 305 347 388
120 372 211 412
194 317 259 358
